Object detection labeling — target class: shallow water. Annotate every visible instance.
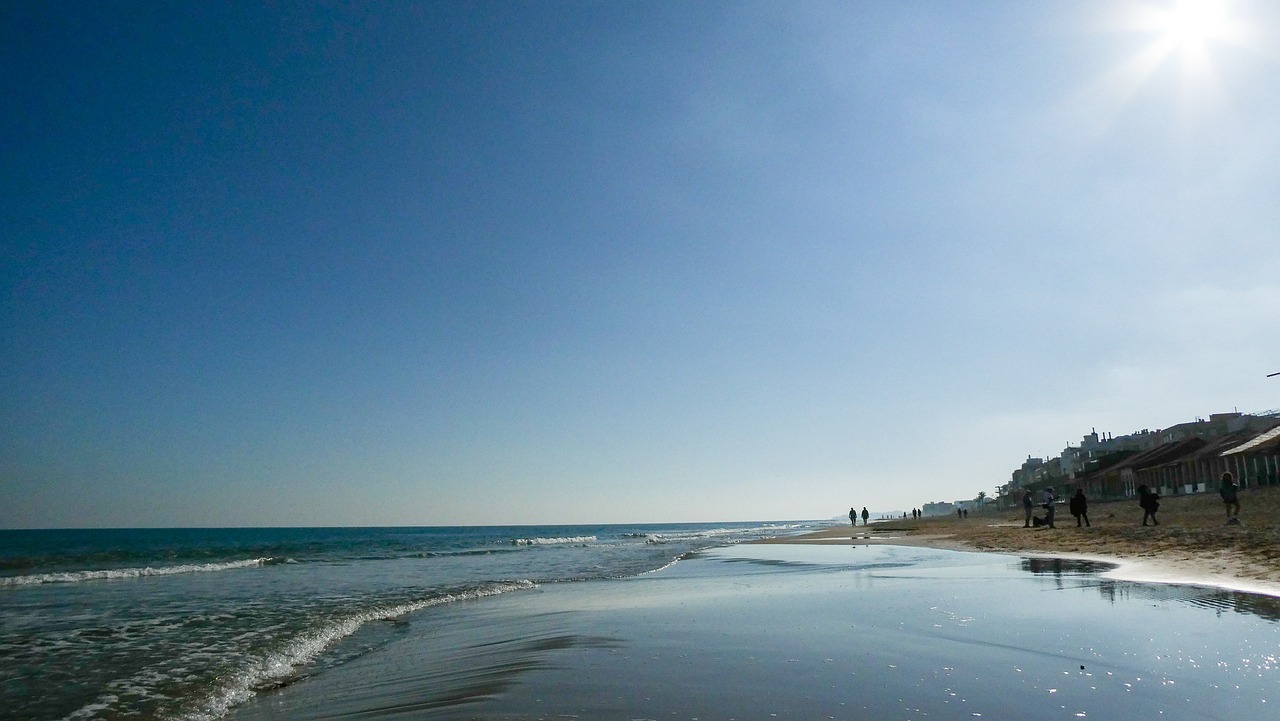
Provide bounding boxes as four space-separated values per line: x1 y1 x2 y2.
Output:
227 544 1280 720
0 522 817 720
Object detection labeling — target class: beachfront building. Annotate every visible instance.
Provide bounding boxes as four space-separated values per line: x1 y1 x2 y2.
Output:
1009 412 1280 502
1004 457 1070 508
921 501 956 517
1074 450 1137 500
1221 425 1280 488
1082 428 1162 456
1138 417 1280 493
1009 430 1160 499
1127 438 1209 497
1000 457 1044 505
1156 413 1276 444
1068 417 1280 500
1011 456 1044 488
1179 430 1266 493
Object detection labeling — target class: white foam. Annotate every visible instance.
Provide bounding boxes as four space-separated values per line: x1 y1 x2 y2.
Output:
644 523 810 545
60 695 118 721
183 580 537 721
1 559 272 587
512 536 597 546
645 528 744 544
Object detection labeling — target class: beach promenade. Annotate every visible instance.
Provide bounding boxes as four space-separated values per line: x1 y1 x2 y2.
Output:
775 485 1280 597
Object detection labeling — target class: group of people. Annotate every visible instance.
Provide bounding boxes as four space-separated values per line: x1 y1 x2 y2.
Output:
850 507 926 525
1132 472 1241 526
1022 486 1091 529
851 471 1243 534
1021 471 1243 529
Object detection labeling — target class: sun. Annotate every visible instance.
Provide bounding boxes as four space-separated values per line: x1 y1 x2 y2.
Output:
1113 0 1253 93
1073 0 1263 134
1133 0 1251 66
1153 0 1235 56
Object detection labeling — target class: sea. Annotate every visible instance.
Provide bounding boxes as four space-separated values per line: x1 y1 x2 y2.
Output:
0 521 825 721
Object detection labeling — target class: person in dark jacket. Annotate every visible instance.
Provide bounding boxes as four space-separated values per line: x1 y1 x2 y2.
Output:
1042 487 1057 528
1220 472 1240 524
1022 489 1034 528
1138 484 1160 526
1069 489 1090 527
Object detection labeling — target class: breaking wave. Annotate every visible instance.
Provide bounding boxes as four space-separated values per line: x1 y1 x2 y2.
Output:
511 536 597 546
0 558 282 587
181 580 537 721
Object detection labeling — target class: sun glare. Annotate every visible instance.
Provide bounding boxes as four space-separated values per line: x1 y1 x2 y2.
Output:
1134 0 1252 60
1077 0 1262 133
1111 0 1253 97
1155 0 1233 51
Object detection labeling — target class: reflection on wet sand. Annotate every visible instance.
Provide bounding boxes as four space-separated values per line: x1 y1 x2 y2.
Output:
1019 557 1118 576
228 545 1278 721
1019 556 1280 623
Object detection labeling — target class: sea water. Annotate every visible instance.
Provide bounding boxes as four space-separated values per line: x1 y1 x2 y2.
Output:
0 522 821 720
220 542 1280 721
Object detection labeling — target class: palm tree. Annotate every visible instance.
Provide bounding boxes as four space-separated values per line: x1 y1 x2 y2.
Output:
976 491 987 507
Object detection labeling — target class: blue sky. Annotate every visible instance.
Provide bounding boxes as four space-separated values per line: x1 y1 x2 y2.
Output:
3 1 1278 528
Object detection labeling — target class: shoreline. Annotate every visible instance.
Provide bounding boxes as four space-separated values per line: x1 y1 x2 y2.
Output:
228 542 1280 721
762 485 1280 599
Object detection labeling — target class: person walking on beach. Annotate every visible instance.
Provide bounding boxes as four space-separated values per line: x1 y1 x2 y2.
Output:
1138 484 1160 526
850 508 858 527
1069 489 1090 527
861 507 869 526
1220 472 1240 524
1022 489 1034 528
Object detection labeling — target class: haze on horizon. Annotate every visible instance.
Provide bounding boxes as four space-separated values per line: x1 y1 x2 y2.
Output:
3 0 1278 529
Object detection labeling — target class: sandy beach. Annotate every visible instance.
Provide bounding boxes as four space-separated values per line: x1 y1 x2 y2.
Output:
778 486 1280 598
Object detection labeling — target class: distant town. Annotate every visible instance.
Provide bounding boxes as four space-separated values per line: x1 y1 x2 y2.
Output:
920 410 1280 517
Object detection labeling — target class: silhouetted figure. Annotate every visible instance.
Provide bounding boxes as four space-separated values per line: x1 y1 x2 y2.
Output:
861 507 869 525
957 508 963 519
1022 489 1034 528
1042 487 1057 528
913 508 919 520
1138 484 1160 526
1220 472 1240 524
850 508 857 527
1069 489 1090 527
962 508 968 518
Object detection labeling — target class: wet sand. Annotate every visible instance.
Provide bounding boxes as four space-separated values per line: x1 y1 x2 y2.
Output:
779 485 1280 598
219 490 1280 719
227 543 1280 720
